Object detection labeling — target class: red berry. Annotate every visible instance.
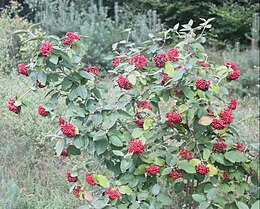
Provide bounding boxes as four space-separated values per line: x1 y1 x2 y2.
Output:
40 41 53 57
128 138 145 156
165 112 182 127
153 53 168 67
129 54 147 70
195 164 210 175
195 78 211 92
116 74 132 90
146 165 160 175
38 106 49 117
105 188 121 199
66 172 78 182
167 48 179 62
85 173 96 185
18 64 28 76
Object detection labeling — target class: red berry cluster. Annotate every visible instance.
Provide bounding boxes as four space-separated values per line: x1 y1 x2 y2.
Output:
212 138 227 152
134 111 144 128
160 73 170 86
168 170 182 179
197 60 207 68
173 85 183 95
112 57 126 67
86 66 100 77
137 100 152 110
36 80 45 88
211 118 227 130
179 147 194 160
134 119 144 128
219 108 234 124
116 74 132 90
73 186 83 199
40 41 53 57
63 32 80 45
212 99 237 130
66 172 78 182
195 164 210 175
165 112 182 127
59 117 76 137
223 171 229 179
18 64 28 76
85 173 96 185
153 53 168 67
232 143 244 152
128 54 147 70
7 98 19 114
195 78 211 92
167 48 179 62
228 99 237 110
146 165 160 175
60 149 68 157
226 62 240 80
128 138 145 156
38 106 49 117
105 188 121 199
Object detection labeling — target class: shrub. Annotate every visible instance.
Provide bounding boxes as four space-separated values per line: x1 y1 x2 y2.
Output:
0 2 31 75
9 20 259 209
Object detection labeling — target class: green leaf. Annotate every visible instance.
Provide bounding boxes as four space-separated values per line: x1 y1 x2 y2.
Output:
199 202 210 209
198 115 214 126
172 68 185 81
117 109 131 117
211 84 220 94
203 149 211 161
207 164 218 177
251 200 260 209
121 156 133 173
55 139 65 156
93 130 107 141
95 138 108 155
132 128 144 138
77 86 88 99
92 198 108 209
134 164 147 175
189 159 201 167
179 160 196 173
236 202 249 209
152 184 161 195
112 150 124 156
38 71 47 85
79 70 94 80
182 87 194 99
67 145 81 155
110 135 123 147
224 151 248 163
93 112 103 126
162 167 172 175
119 185 133 195
164 62 175 75
143 118 153 130
128 74 136 85
157 194 173 205
174 182 184 193
192 194 206 203
103 114 118 129
207 188 217 200
96 175 110 188
68 88 78 101
154 157 165 166
49 54 59 64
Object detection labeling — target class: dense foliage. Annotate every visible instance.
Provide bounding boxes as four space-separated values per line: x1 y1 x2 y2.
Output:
19 0 260 48
8 18 259 209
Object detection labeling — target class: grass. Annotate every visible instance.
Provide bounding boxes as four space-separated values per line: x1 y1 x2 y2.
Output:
0 75 82 209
